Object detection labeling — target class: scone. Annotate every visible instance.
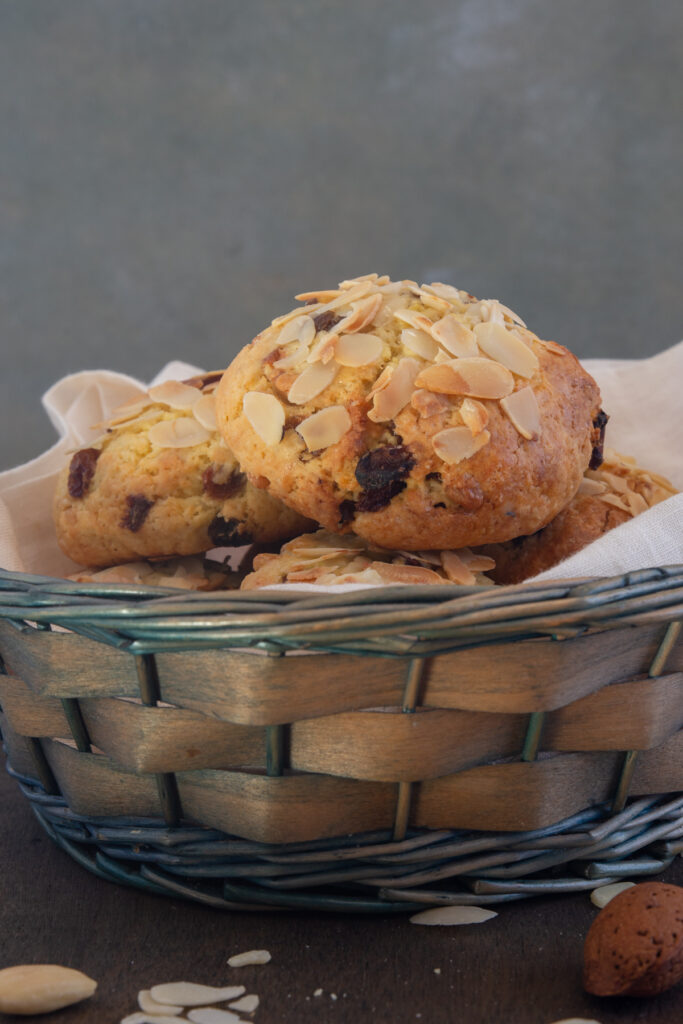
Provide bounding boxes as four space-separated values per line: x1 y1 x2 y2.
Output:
476 450 677 583
241 529 496 588
54 372 313 568
216 274 603 550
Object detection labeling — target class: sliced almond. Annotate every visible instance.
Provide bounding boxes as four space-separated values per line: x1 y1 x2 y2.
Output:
401 327 439 361
474 322 539 378
277 314 315 347
336 293 383 334
367 357 421 422
461 550 496 572
138 989 184 1015
430 315 479 358
415 358 514 399
296 405 352 450
192 394 218 431
229 994 260 1013
148 417 211 448
393 307 435 333
578 477 608 495
370 561 444 585
432 426 491 464
272 339 311 370
439 550 477 585
422 282 465 306
409 906 498 926
148 380 202 410
295 289 342 302
287 360 338 405
538 338 567 355
366 364 394 400
500 386 541 441
497 302 527 327
271 302 322 328
411 287 452 314
597 492 631 513
410 388 452 418
624 489 649 515
459 398 489 435
590 881 636 909
243 391 285 446
108 395 154 426
227 949 272 967
335 333 384 367
313 281 375 315
121 1013 189 1024
187 1009 243 1024
307 332 338 364
598 471 630 494
149 982 246 1006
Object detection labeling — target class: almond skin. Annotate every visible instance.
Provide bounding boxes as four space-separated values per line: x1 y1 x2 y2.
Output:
583 882 683 997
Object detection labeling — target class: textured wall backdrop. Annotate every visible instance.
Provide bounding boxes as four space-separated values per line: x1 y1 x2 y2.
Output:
1 0 682 468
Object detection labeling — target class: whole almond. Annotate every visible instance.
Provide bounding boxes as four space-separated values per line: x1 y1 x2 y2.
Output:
583 882 683 997
0 964 97 1015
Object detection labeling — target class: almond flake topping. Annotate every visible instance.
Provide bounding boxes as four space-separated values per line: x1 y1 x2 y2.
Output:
335 293 383 334
334 333 384 367
295 289 342 302
393 308 435 333
191 393 218 431
148 380 202 410
271 303 322 327
147 417 211 448
422 282 465 305
460 398 489 435
367 357 421 422
401 327 439 361
370 561 444 585
306 332 338 364
432 426 491 464
430 315 479 358
410 389 451 418
539 338 567 355
107 395 154 426
474 322 539 378
578 477 608 495
243 391 285 446
624 490 649 515
287 360 338 405
415 358 514 399
500 386 541 440
411 288 453 314
440 550 477 585
296 405 352 450
313 281 375 314
597 492 631 513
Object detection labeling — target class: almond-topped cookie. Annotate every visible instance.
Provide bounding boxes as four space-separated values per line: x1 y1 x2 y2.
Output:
475 449 678 583
54 372 312 568
240 529 496 588
215 275 604 550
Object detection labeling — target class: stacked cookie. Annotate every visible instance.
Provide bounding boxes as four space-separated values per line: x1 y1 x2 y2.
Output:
54 276 676 589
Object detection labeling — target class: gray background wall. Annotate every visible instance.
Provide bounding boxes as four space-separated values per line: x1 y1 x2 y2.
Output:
1 0 682 470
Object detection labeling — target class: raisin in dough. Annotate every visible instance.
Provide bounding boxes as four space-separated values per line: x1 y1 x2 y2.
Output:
54 372 312 567
216 275 603 550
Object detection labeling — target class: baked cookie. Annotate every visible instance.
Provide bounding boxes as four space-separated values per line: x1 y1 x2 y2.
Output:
241 529 496 588
216 274 603 550
54 372 312 568
68 555 235 591
476 450 677 583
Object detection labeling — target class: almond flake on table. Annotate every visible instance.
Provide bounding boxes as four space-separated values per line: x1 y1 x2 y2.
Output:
149 982 245 1006
138 988 184 1015
589 880 635 908
227 949 272 967
121 1014 192 1024
229 993 259 1012
187 1009 243 1024
409 906 498 925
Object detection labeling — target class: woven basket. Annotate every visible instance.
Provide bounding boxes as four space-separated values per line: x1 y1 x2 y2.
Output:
1 565 683 913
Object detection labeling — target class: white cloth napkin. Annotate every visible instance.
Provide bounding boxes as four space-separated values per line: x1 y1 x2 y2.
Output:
0 347 681 584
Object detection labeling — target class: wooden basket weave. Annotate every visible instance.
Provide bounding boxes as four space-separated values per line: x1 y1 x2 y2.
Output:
1 565 682 912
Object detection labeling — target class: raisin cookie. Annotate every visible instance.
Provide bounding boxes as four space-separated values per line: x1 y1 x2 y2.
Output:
476 450 677 583
54 372 312 568
215 274 603 550
241 529 496 588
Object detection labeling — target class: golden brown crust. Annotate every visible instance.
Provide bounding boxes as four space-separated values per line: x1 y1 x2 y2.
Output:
216 276 602 549
54 374 313 568
476 451 677 583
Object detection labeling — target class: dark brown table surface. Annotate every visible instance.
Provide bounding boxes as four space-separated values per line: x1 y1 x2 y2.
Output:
2 757 682 1024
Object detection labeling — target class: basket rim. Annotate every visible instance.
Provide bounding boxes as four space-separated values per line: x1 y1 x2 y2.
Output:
0 564 682 657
